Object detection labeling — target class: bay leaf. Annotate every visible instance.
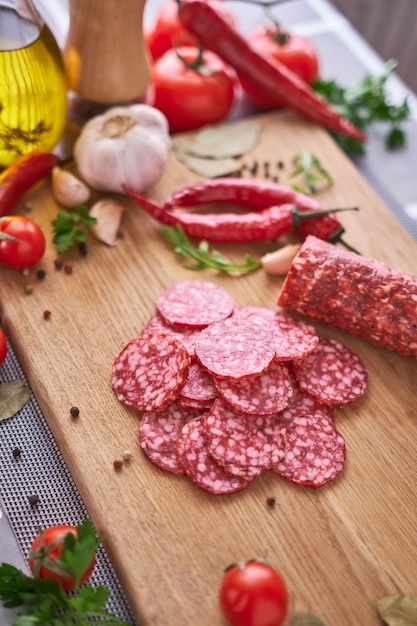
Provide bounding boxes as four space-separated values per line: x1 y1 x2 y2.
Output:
173 119 261 160
291 601 328 626
0 380 31 422
377 595 417 625
173 150 240 178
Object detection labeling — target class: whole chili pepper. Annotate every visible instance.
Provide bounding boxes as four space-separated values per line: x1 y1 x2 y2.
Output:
177 0 366 142
164 178 345 242
0 151 59 217
126 189 356 243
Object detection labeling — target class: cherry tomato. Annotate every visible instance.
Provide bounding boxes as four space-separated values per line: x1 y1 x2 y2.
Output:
219 560 289 626
240 27 320 110
0 216 46 269
0 328 7 366
28 525 96 592
146 0 236 61
149 46 236 133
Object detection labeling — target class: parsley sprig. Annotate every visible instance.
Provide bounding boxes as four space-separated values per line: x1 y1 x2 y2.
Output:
314 60 411 155
289 151 333 195
161 224 261 273
0 520 131 626
52 205 97 254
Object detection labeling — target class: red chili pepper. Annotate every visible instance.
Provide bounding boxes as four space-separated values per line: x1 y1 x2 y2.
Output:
164 178 345 242
126 189 353 243
178 0 366 142
0 151 59 217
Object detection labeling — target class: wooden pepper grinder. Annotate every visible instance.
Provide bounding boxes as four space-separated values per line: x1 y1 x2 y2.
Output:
63 0 150 120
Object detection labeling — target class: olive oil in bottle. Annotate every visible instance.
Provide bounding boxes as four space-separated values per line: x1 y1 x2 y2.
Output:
0 2 68 167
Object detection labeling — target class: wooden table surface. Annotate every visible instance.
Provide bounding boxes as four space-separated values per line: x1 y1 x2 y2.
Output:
1 110 416 625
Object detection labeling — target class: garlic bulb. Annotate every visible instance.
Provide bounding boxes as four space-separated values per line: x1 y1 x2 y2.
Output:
51 166 91 208
73 104 171 194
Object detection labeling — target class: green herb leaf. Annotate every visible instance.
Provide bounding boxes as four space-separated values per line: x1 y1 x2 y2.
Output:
0 520 131 626
161 225 261 274
52 205 97 254
0 381 30 422
314 60 410 155
289 151 333 195
377 594 417 625
291 600 329 625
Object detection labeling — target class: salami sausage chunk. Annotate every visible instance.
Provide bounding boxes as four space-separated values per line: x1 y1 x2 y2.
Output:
177 414 253 494
195 317 275 379
278 235 417 359
272 409 346 488
290 338 367 407
156 280 234 328
139 402 197 474
112 333 190 411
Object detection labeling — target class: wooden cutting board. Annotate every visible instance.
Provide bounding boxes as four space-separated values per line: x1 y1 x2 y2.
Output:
1 110 417 626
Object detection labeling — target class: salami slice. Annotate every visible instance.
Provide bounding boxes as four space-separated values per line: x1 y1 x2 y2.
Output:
195 317 275 379
203 398 286 477
112 333 191 412
139 402 197 474
176 414 253 494
215 361 294 415
141 315 201 357
272 409 346 488
179 362 218 404
232 305 277 324
280 384 334 424
178 397 214 412
278 235 417 359
267 312 318 361
290 338 367 407
156 280 234 329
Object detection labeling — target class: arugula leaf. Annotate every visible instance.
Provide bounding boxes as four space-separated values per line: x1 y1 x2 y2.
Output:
161 225 261 274
52 205 97 254
314 60 410 155
289 151 333 195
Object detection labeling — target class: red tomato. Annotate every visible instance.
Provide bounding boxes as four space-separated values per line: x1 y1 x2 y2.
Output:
219 560 289 626
0 328 7 366
0 216 46 269
149 46 236 133
146 0 236 61
28 525 96 592
240 27 320 109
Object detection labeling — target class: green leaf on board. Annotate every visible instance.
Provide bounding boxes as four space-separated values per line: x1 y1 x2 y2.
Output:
0 381 30 422
291 600 329 625
377 594 417 625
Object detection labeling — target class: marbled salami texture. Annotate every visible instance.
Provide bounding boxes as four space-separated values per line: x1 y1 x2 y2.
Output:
278 236 417 359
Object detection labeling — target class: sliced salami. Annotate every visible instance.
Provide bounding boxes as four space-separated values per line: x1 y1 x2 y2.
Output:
141 315 201 357
179 361 218 404
203 398 286 477
280 384 334 424
156 280 234 329
272 409 346 488
232 305 277 325
267 312 319 361
195 317 275 379
139 402 197 474
178 397 214 412
290 338 367 407
215 361 294 415
176 414 253 495
112 332 190 412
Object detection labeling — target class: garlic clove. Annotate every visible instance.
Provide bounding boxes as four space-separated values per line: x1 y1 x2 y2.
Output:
261 243 301 275
88 199 125 246
52 166 91 208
